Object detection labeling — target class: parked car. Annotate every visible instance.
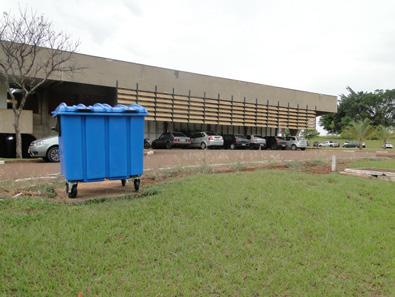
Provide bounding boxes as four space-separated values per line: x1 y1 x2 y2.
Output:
318 140 339 148
285 136 307 150
264 136 287 150
342 141 366 148
222 134 249 149
144 138 151 149
190 131 224 149
0 133 36 158
246 135 266 149
28 135 59 162
383 143 393 149
151 132 191 149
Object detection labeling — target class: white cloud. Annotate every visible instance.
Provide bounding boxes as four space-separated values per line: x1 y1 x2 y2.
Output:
1 0 395 98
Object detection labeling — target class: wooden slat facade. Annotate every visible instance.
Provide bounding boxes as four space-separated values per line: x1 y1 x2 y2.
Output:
117 87 316 129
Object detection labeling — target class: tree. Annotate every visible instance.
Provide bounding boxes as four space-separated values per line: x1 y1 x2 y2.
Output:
0 9 79 158
375 125 393 146
301 128 319 140
320 87 395 134
341 119 373 150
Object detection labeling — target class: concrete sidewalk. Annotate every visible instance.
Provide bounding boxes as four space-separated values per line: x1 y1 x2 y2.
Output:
0 149 379 181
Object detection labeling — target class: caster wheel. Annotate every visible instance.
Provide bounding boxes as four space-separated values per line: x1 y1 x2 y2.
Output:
121 179 127 187
66 182 78 198
133 178 140 192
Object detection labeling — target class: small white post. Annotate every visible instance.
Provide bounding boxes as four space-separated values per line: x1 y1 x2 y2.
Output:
331 155 336 172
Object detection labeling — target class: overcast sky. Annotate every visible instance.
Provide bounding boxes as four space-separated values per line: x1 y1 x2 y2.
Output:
2 0 394 98
1 1 394 134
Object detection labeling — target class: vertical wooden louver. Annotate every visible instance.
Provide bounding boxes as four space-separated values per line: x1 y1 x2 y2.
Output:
117 87 316 129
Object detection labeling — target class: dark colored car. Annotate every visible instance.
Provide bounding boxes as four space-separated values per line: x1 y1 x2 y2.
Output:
264 136 287 150
0 133 36 158
151 132 191 149
222 134 249 149
144 138 151 149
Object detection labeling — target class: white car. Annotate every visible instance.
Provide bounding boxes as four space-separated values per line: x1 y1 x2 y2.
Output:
383 143 393 149
28 135 59 162
318 140 339 148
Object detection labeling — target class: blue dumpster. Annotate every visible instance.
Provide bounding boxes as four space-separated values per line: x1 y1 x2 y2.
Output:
52 103 148 198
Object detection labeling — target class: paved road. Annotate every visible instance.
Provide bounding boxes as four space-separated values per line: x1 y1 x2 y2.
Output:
0 149 379 180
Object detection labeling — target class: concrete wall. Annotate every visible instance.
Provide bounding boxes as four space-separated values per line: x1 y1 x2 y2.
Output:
0 109 33 134
1 45 333 113
0 75 7 109
62 53 336 112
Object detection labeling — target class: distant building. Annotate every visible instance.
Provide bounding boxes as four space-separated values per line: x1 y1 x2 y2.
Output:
0 50 337 139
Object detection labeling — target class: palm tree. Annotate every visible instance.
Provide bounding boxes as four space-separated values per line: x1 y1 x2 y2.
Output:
342 119 373 149
375 125 393 147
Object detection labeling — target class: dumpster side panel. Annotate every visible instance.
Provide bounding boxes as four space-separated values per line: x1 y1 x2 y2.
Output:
60 116 84 181
85 116 106 181
108 117 128 178
129 117 144 177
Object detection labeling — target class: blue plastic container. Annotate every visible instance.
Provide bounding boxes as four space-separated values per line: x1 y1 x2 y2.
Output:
52 103 148 197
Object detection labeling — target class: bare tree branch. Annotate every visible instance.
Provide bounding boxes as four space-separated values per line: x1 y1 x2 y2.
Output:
0 8 80 158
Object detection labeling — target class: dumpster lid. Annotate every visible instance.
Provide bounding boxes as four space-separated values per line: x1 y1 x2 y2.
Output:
52 103 148 116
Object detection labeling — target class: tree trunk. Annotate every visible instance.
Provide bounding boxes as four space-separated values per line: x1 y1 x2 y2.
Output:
14 112 22 159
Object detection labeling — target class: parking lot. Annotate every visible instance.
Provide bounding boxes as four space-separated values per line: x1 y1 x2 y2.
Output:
0 148 378 181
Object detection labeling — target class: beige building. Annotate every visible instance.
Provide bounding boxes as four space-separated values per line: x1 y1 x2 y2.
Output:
0 51 337 139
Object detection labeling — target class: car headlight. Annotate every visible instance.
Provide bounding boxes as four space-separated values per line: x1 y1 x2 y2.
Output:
32 140 44 146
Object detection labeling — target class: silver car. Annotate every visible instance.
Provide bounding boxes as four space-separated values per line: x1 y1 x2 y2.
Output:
28 135 60 162
285 136 307 150
190 131 224 149
246 135 266 149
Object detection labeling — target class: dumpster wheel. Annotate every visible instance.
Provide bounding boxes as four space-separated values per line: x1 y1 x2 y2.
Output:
66 182 78 198
133 178 140 192
121 179 127 187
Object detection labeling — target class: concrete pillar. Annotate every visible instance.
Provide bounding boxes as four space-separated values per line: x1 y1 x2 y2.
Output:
0 75 8 109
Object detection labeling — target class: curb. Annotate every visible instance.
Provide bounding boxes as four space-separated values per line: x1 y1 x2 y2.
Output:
0 159 42 164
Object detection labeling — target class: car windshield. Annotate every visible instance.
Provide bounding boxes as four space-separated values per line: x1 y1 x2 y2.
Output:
206 131 216 136
253 135 263 138
173 132 186 137
235 135 246 138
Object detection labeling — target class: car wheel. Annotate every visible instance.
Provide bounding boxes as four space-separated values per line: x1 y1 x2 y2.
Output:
291 144 297 151
200 142 207 150
165 142 172 149
230 144 235 150
301 148 306 151
46 146 60 162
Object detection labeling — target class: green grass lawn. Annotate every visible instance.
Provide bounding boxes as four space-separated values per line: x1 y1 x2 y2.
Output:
1 170 394 296
349 158 395 170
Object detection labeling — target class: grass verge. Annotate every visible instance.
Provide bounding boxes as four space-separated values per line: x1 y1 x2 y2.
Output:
348 158 395 170
1 169 394 296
